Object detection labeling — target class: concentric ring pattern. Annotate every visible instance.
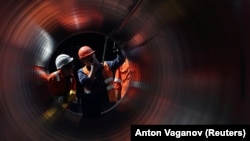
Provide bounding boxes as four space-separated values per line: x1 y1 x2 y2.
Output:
0 0 250 140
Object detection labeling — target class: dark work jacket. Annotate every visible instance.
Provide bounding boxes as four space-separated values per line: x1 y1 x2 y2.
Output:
78 53 125 117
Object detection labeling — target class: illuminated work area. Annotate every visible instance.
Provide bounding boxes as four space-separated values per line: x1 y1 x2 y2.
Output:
0 0 250 141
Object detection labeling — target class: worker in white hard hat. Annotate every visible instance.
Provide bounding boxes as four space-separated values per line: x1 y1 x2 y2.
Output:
47 54 77 108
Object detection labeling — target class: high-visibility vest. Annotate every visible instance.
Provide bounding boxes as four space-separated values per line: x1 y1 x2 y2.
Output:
82 61 117 102
114 58 130 98
47 70 76 97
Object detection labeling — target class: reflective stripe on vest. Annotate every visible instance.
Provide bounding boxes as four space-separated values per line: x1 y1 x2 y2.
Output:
105 77 113 83
106 84 114 90
113 78 121 83
102 62 116 102
54 71 74 84
82 62 117 102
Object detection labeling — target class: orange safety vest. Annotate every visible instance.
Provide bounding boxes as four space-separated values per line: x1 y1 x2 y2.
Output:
114 58 130 98
82 61 117 102
47 70 76 97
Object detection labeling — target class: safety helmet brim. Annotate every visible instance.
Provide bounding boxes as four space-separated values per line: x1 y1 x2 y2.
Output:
79 50 95 60
82 51 95 59
56 57 74 69
78 46 96 60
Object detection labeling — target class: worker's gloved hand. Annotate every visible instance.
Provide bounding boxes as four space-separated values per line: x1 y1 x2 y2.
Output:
65 90 76 103
69 90 76 95
113 42 126 60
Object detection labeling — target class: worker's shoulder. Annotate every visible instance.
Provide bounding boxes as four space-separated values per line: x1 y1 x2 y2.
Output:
47 71 60 79
102 61 108 66
77 67 82 71
102 61 112 69
77 67 86 74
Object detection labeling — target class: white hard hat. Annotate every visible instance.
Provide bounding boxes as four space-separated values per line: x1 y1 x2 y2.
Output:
55 54 74 69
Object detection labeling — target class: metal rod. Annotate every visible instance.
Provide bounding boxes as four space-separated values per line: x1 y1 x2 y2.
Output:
102 36 108 63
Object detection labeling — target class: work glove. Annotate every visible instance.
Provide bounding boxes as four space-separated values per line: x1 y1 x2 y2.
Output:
66 90 76 103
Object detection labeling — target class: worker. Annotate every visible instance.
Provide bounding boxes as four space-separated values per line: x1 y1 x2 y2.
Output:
113 58 130 100
77 45 125 117
47 54 77 108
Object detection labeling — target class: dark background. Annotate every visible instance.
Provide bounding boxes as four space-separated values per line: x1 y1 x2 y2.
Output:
1 0 250 141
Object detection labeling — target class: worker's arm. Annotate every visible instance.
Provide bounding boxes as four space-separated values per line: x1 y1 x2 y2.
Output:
87 59 99 81
106 49 126 71
78 69 93 88
77 65 99 94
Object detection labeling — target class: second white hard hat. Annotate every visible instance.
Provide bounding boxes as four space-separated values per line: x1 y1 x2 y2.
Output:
55 54 74 69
